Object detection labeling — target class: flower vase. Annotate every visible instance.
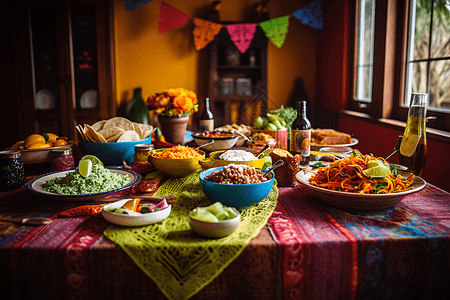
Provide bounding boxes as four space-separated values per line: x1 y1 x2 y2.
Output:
157 114 190 145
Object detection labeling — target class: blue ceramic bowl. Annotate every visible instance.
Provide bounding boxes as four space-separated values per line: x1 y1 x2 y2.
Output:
78 136 152 165
199 166 274 209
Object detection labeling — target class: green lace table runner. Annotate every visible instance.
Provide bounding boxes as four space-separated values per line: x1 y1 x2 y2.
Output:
104 169 278 300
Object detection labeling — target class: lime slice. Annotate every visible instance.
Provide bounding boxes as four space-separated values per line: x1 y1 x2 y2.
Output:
362 165 390 178
399 133 420 157
81 155 104 166
78 159 92 178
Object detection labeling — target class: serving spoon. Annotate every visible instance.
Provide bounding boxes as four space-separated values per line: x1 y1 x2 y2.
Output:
255 144 271 159
0 217 53 226
233 130 251 142
263 159 285 178
195 139 214 150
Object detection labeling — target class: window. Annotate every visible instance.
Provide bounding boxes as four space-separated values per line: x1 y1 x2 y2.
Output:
351 0 450 132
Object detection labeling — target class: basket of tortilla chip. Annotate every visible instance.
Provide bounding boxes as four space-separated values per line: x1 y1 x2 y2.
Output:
77 117 155 165
269 148 301 187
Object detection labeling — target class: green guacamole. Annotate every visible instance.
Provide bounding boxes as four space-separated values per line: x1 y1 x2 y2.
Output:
43 164 129 195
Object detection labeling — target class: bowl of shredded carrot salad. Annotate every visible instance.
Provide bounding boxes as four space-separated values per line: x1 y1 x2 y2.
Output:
150 145 205 177
295 150 426 210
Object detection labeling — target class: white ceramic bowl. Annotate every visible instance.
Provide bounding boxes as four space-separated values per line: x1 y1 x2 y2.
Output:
192 133 238 152
102 199 171 226
188 212 241 238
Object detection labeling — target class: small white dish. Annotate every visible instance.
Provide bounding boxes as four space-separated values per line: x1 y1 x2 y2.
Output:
102 199 171 226
188 212 241 238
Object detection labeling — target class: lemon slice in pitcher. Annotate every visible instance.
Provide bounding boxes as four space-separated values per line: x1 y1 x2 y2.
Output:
78 159 92 178
400 133 420 157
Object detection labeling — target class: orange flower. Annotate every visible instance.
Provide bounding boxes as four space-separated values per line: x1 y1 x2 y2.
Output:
147 88 199 117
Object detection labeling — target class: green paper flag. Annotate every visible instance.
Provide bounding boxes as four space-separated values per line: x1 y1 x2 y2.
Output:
259 16 290 48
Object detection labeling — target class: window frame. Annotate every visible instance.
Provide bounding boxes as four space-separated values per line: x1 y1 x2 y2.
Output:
349 0 450 132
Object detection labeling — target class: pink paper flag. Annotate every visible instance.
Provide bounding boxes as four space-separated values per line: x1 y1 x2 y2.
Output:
158 1 191 34
226 24 258 53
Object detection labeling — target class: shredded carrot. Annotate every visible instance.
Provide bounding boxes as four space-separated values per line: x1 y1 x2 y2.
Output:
309 149 415 194
153 145 202 159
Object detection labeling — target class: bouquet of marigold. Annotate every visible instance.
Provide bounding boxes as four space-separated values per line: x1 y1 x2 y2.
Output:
147 88 199 117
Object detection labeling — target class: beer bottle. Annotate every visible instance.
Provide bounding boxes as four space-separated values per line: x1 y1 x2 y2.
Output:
199 97 214 132
290 101 311 166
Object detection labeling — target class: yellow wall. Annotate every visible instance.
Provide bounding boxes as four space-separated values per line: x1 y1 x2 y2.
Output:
113 0 316 121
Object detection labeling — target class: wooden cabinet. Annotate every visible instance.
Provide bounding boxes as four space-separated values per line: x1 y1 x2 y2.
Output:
13 0 115 141
207 23 268 127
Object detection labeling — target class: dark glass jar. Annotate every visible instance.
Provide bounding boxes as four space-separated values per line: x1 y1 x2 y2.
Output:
51 148 75 171
0 150 25 191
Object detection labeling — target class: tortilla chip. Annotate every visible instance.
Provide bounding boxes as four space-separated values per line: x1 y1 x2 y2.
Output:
104 117 134 131
133 122 144 139
85 124 107 143
117 130 141 142
98 127 125 140
92 120 107 132
106 132 124 142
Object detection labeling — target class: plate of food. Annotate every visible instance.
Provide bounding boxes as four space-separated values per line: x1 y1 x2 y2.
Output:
25 165 141 201
295 151 426 210
310 128 358 150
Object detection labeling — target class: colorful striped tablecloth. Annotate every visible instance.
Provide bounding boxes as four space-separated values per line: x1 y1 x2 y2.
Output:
1 181 449 299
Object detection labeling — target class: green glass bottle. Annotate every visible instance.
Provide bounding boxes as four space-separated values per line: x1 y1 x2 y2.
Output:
126 87 151 125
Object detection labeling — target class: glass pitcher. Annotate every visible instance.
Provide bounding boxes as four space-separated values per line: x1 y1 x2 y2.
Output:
398 93 428 177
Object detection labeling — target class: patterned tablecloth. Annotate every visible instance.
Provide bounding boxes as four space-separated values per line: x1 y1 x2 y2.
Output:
1 179 449 300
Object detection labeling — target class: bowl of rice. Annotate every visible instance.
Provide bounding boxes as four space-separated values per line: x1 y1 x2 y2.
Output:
199 149 265 170
150 145 206 177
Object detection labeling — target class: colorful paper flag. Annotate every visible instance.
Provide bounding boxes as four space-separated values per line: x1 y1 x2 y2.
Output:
192 18 223 51
158 1 191 34
292 0 324 30
259 16 290 48
124 0 154 12
226 24 258 53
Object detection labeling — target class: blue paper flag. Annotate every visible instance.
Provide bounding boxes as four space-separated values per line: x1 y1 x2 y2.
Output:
292 0 323 30
124 0 154 12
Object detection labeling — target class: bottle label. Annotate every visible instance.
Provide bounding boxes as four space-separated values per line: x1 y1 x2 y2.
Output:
199 119 214 132
290 129 311 156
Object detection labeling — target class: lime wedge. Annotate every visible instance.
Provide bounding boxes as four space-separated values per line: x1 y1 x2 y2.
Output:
78 159 92 178
189 207 219 223
362 165 390 178
399 133 420 157
81 155 104 166
205 202 224 216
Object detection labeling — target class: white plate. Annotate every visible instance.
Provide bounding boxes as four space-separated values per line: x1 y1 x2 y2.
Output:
80 90 98 109
102 199 171 226
35 89 56 110
295 167 426 210
25 168 141 201
311 138 359 150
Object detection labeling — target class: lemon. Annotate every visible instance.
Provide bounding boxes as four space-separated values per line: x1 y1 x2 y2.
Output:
399 133 420 157
362 165 390 178
78 159 92 177
81 155 104 166
24 134 46 148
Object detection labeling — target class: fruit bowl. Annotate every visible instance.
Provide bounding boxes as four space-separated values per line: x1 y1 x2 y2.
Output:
189 212 240 239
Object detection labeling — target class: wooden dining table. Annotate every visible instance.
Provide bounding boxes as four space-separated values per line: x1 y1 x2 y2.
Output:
0 166 449 300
